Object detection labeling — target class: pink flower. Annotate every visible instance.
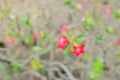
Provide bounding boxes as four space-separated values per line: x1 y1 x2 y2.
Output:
60 24 70 34
7 37 14 44
73 44 85 56
80 17 85 22
117 39 120 45
105 8 112 15
58 36 69 49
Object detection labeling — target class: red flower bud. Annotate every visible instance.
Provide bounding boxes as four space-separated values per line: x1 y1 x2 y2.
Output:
33 34 38 41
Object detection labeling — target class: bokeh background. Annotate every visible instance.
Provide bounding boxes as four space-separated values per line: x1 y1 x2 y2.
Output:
0 0 120 80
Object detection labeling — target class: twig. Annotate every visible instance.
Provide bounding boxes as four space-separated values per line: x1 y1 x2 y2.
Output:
21 71 47 80
49 61 77 80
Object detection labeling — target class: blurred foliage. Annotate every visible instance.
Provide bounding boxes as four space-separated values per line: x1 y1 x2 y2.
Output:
96 34 105 41
62 44 72 58
21 13 33 28
83 16 95 30
23 34 33 46
30 59 45 73
114 9 120 20
63 0 75 6
74 34 86 45
105 26 115 34
0 3 10 20
89 57 104 80
116 51 120 58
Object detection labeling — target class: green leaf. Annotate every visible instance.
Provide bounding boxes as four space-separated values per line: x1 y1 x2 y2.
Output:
116 51 120 58
105 26 115 34
4 64 12 75
89 58 104 80
96 34 105 41
32 46 42 53
31 59 40 70
63 32 72 41
94 15 104 27
62 44 71 59
84 25 94 30
0 66 4 73
85 16 94 23
31 59 44 73
114 9 120 20
83 16 95 30
89 73 101 80
74 34 85 45
76 35 85 40
63 0 74 6
82 54 89 61
92 57 104 74
89 72 95 80
97 20 104 27
21 14 32 28
24 35 33 45
11 63 21 73
70 9 77 15
13 34 20 40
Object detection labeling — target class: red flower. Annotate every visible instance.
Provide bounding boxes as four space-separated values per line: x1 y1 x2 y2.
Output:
33 34 38 41
60 24 70 34
58 36 69 49
73 44 85 56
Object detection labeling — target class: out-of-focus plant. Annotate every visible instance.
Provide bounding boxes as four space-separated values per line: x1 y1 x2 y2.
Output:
0 3 11 20
0 62 22 80
105 26 115 34
116 51 120 58
63 0 75 6
89 57 104 80
83 16 95 30
114 9 120 20
10 62 22 75
30 59 45 74
21 13 33 28
94 16 104 27
70 9 77 15
82 53 89 61
96 34 105 42
23 34 34 46
32 46 42 53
